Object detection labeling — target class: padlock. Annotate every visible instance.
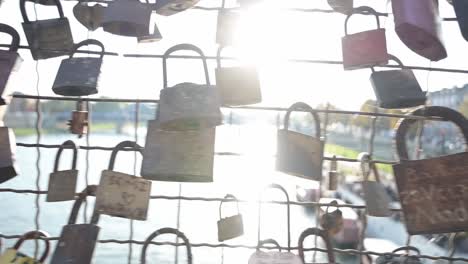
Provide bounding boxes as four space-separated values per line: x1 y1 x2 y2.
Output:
0 126 18 184
101 0 152 37
298 228 336 264
68 101 88 137
452 0 468 41
73 2 105 31
141 228 192 264
95 141 151 220
328 155 338 190
137 23 163 43
0 24 23 106
50 185 100 264
327 0 353 15
358 152 391 217
20 0 74 60
157 44 222 131
215 46 262 106
217 194 244 242
342 6 388 70
216 10 240 45
52 39 104 96
370 55 426 109
248 239 302 264
392 0 447 61
276 102 324 181
141 120 215 182
376 246 422 264
320 200 344 235
46 140 78 202
154 0 200 16
393 106 468 235
0 231 50 264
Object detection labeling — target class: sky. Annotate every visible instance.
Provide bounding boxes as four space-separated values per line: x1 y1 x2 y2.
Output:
0 0 467 110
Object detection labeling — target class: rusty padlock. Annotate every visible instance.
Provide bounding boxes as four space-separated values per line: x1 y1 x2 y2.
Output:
0 231 50 264
96 141 151 220
328 0 353 15
217 194 244 242
298 228 336 264
154 0 200 16
68 101 88 137
52 39 104 96
73 2 105 31
157 43 222 131
102 0 152 37
392 0 447 61
452 0 468 41
46 140 78 202
20 0 74 60
376 246 422 264
0 24 23 106
141 228 192 264
50 186 100 264
370 55 426 109
342 6 388 70
215 46 262 106
358 152 391 217
0 126 18 184
248 239 302 264
320 200 344 235
393 106 468 235
276 102 324 181
328 155 338 190
216 9 240 45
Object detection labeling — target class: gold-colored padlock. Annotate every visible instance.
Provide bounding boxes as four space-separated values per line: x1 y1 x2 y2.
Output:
0 231 50 264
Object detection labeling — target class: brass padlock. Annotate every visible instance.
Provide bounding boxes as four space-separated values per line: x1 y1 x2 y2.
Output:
141 228 192 264
248 239 302 264
154 0 200 16
392 0 447 61
276 102 324 181
376 246 422 264
0 231 50 264
298 228 336 264
370 55 426 109
20 0 74 60
50 186 100 264
96 141 152 220
215 46 262 106
320 200 344 235
328 155 338 190
358 152 391 217
73 2 105 31
157 43 222 131
0 126 18 184
0 24 23 106
68 101 88 137
53 39 104 96
328 0 353 14
217 194 244 242
46 140 78 202
342 6 388 70
393 106 468 234
102 0 152 37
216 10 240 45
452 0 468 41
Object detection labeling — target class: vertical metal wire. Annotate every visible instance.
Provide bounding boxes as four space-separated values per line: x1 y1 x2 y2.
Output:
83 29 92 224
128 102 139 264
175 184 182 264
448 233 458 264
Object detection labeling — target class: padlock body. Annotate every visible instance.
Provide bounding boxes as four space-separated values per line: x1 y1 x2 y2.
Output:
370 69 426 109
0 127 17 183
70 111 88 135
137 24 163 43
328 171 338 190
155 0 200 16
73 3 105 31
361 181 391 217
248 252 302 264
0 50 22 105
216 11 239 45
392 0 447 61
158 83 222 131
376 255 422 264
276 129 323 181
141 120 215 182
216 67 262 106
342 29 388 70
22 18 74 60
52 57 102 96
217 214 244 242
47 170 78 202
50 224 100 264
102 0 152 37
0 248 41 264
453 0 468 41
95 170 152 220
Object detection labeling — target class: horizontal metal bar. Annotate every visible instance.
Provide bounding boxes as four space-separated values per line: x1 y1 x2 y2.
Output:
0 44 119 56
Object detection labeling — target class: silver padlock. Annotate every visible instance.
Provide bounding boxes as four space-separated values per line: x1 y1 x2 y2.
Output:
298 228 336 264
46 140 78 202
217 194 244 242
141 228 193 264
95 141 152 220
0 24 23 106
248 239 302 264
0 126 18 184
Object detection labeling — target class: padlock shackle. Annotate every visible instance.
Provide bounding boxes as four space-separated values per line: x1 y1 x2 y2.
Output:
344 6 380 36
394 106 468 161
219 193 240 219
70 39 105 59
53 140 78 172
20 0 65 23
283 102 321 139
256 239 282 252
357 152 381 182
0 24 20 52
13 230 50 263
298 228 335 264
141 227 193 264
68 185 97 225
257 183 291 252
108 141 143 171
162 43 211 89
392 246 421 255
370 54 404 73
